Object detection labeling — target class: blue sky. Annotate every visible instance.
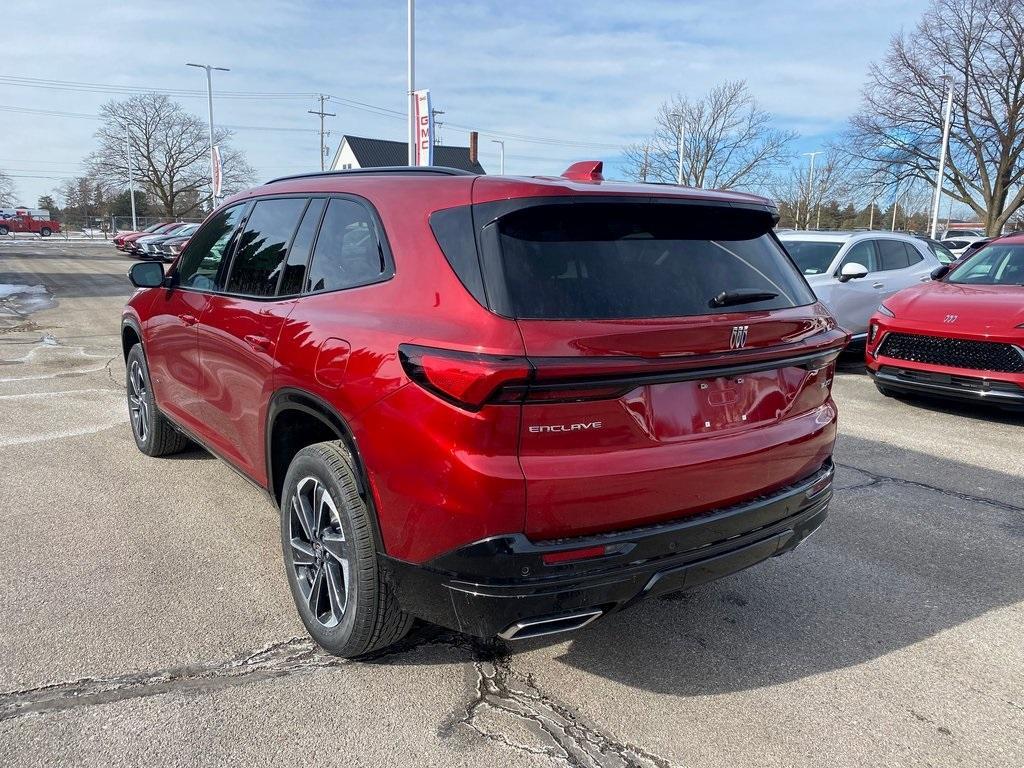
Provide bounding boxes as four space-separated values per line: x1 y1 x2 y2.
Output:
2 0 929 206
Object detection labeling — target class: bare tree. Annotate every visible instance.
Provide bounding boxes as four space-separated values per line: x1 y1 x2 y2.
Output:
622 80 796 190
847 0 1024 236
0 169 17 206
87 93 254 217
769 147 857 229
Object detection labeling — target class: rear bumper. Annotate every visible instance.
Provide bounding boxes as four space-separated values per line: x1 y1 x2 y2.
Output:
381 461 834 639
868 365 1024 405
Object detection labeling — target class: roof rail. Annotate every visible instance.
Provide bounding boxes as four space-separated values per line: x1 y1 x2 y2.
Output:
265 166 477 184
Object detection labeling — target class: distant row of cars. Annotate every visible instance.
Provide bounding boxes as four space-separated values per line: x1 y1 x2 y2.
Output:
778 229 1023 410
112 221 199 261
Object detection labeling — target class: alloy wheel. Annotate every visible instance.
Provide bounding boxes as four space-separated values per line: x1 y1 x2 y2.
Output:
288 476 350 627
127 359 150 443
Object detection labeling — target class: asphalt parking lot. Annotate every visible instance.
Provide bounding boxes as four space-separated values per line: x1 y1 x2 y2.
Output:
0 240 1021 767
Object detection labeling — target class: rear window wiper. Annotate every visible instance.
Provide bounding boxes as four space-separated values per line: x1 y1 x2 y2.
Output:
709 289 779 308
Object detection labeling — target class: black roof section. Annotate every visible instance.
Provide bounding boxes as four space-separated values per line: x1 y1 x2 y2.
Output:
266 166 476 184
341 134 487 175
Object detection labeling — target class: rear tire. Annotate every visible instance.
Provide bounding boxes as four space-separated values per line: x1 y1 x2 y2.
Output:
281 441 413 658
126 344 191 457
40 227 51 237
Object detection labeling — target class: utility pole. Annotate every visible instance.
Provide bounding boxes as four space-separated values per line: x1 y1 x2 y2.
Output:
125 122 137 231
407 0 415 166
892 185 901 231
490 139 505 174
929 77 954 240
802 151 822 230
431 108 445 145
641 143 649 182
186 62 230 210
308 94 336 171
869 199 875 230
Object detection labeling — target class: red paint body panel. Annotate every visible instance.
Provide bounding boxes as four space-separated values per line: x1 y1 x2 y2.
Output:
125 171 844 567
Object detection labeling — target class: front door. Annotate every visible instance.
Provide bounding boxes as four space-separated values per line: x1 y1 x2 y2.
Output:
831 239 881 336
195 196 310 484
145 204 246 434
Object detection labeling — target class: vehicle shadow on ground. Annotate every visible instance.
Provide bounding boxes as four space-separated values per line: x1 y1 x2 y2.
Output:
498 434 1023 695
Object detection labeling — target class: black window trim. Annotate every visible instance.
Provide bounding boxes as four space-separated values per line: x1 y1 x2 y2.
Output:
170 201 252 295
169 192 395 302
220 194 311 299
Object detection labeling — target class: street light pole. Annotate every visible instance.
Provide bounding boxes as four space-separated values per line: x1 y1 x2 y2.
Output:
187 62 230 210
802 151 822 230
491 139 505 174
125 123 137 231
407 0 415 166
929 78 954 240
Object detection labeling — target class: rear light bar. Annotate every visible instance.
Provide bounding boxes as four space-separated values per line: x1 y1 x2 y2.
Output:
399 342 848 412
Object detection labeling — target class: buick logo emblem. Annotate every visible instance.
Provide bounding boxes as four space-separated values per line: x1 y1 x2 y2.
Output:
944 314 958 324
730 325 749 349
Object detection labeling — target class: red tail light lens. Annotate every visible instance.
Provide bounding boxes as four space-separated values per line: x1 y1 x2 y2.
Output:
399 344 531 410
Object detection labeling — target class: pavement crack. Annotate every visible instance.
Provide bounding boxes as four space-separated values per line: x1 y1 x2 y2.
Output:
453 644 676 767
834 461 1024 514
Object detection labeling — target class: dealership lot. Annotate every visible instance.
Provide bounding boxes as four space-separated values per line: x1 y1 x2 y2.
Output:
0 242 1021 767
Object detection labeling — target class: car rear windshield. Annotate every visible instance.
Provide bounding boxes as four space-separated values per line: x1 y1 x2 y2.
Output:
779 239 843 275
947 243 1024 285
484 202 814 320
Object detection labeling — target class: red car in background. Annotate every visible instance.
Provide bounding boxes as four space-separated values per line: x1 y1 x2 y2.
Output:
866 233 1024 410
114 222 173 251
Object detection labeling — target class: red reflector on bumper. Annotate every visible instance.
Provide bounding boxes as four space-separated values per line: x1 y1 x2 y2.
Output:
542 545 607 565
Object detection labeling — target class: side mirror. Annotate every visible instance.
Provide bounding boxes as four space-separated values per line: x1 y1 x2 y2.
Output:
837 262 869 283
128 261 165 288
930 265 950 280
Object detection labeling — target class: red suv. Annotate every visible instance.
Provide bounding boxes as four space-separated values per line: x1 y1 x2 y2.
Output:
122 163 847 657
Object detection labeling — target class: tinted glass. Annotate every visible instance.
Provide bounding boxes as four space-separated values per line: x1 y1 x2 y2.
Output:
494 203 815 319
877 240 912 271
947 244 1024 285
929 241 956 264
306 198 385 293
176 205 245 291
225 198 306 297
279 199 325 296
838 240 877 273
780 240 843 275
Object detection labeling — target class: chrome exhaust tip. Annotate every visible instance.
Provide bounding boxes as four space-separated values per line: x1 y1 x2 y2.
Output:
497 610 603 641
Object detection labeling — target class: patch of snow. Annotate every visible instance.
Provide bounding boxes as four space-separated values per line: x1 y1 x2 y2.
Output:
0 284 48 299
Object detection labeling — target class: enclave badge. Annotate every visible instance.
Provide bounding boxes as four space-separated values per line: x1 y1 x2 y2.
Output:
730 325 749 349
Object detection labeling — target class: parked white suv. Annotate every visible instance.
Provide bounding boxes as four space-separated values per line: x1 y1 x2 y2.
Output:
777 231 941 341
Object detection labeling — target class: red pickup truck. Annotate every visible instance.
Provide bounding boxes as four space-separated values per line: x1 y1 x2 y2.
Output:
0 210 61 237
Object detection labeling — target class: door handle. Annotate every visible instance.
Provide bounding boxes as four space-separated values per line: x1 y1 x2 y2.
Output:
244 334 273 351
178 313 198 326
872 282 884 289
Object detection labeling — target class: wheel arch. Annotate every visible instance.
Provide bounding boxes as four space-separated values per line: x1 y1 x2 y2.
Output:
265 389 377 528
121 316 143 361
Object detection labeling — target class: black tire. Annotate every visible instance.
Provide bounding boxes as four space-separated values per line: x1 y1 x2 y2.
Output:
126 344 191 457
875 382 895 398
40 227 51 237
0 226 8 236
281 441 413 657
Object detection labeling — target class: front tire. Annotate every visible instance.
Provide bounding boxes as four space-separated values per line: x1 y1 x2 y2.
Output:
281 442 412 657
126 344 190 456
0 226 8 236
40 227 51 237
874 382 895 398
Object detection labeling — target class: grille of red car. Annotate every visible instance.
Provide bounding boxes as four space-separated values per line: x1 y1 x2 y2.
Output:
879 332 1024 373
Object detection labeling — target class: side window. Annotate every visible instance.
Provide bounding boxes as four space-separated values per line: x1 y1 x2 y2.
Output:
838 240 877 273
305 198 387 293
906 243 924 264
176 205 246 290
225 198 307 297
877 239 912 271
279 199 326 296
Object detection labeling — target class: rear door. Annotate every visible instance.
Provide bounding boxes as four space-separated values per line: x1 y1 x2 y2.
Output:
475 199 845 539
195 196 310 483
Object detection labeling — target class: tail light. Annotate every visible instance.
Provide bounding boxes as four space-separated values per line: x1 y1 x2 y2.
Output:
398 345 531 410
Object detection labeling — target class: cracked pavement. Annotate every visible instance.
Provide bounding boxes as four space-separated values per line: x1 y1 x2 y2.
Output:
0 242 1021 767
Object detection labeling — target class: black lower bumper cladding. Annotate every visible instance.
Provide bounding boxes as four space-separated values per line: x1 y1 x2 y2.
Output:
870 366 1024 405
381 461 834 640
